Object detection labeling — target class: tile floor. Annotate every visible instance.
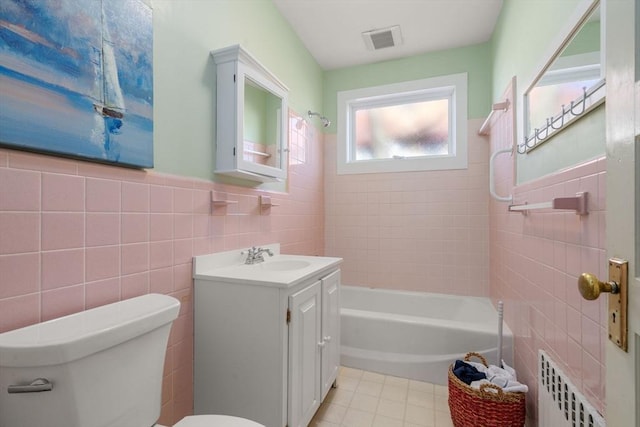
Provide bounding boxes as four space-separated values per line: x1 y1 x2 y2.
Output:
310 367 454 427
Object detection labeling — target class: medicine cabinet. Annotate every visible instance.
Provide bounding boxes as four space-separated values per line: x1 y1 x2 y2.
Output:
211 45 289 182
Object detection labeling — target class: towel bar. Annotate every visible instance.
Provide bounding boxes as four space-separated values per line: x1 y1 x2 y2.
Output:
509 192 588 215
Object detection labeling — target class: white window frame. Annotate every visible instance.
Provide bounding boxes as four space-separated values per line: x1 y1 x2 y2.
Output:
336 73 467 175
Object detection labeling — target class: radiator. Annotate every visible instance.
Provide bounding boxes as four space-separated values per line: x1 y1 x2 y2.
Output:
538 350 605 427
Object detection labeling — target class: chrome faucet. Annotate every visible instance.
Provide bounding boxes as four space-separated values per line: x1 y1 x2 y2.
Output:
243 246 274 264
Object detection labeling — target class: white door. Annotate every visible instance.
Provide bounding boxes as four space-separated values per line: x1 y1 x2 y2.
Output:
321 270 340 400
604 1 639 425
288 281 322 427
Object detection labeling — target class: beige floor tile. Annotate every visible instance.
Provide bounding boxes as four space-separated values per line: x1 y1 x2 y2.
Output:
409 380 435 393
350 393 379 413
314 368 444 427
362 371 386 383
339 376 361 392
309 420 340 427
384 375 409 388
434 394 448 410
434 410 454 427
373 414 404 427
341 366 365 378
404 404 435 427
356 380 384 397
342 408 375 427
380 384 409 402
433 385 448 396
376 398 406 420
316 403 347 424
326 388 354 407
407 389 435 409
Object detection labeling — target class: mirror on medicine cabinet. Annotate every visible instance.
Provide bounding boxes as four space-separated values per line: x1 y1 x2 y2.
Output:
521 0 604 154
211 45 288 182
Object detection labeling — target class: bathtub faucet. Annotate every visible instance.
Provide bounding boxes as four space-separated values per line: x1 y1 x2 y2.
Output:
243 246 274 264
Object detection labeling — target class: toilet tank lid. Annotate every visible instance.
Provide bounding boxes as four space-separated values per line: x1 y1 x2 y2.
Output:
0 294 180 368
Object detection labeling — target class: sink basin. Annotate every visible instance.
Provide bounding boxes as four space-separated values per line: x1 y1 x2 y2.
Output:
260 260 311 271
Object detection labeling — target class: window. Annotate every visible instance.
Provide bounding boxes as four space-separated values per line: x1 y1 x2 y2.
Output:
337 73 467 174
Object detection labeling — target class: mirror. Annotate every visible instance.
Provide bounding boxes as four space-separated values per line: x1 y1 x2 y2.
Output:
521 1 604 153
243 77 283 170
211 45 288 182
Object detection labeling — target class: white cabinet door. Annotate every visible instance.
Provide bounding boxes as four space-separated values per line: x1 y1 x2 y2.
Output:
321 270 340 400
288 281 322 427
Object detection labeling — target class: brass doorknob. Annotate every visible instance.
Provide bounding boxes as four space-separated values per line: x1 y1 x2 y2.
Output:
578 273 620 300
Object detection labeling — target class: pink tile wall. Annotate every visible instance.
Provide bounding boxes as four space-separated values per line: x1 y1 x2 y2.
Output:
488 86 607 422
0 111 324 426
324 119 490 296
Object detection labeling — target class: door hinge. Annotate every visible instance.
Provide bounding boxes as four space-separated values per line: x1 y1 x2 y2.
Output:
286 308 291 324
233 74 236 83
233 147 236 156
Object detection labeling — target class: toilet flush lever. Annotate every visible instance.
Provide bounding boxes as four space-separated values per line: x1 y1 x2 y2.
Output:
7 378 53 394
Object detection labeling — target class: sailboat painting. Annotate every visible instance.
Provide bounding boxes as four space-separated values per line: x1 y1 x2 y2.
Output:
0 0 153 168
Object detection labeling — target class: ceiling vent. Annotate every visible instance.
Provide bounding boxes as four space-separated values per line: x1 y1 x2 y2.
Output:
362 25 402 51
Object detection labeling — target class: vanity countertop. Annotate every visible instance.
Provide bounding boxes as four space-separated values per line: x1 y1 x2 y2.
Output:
193 244 342 288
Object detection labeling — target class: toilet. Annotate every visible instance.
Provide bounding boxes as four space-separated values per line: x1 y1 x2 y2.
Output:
0 294 263 427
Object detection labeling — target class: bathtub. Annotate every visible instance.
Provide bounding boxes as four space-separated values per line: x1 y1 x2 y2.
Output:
340 286 513 385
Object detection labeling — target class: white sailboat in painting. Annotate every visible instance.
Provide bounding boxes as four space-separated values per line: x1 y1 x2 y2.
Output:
91 3 125 161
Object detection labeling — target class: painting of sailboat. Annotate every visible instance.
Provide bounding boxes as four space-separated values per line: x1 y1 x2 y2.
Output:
0 0 153 168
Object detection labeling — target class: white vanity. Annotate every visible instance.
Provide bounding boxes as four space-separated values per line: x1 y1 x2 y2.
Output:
193 245 342 427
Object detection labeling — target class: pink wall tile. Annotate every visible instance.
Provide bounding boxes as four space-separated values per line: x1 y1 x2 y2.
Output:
174 188 193 213
150 267 173 294
86 213 120 247
121 272 149 299
0 253 40 299
41 249 84 290
41 284 84 321
0 212 40 254
121 213 149 243
86 246 120 282
151 185 174 213
42 173 84 211
150 240 174 270
323 120 489 297
0 168 40 211
85 277 121 309
0 293 40 332
122 182 149 213
41 212 84 250
150 214 174 241
86 178 121 212
121 243 149 275
173 239 192 265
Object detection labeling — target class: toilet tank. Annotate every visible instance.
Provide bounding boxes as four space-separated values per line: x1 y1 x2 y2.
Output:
0 294 180 427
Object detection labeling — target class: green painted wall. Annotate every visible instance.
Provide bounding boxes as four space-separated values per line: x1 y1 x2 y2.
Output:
322 42 492 127
491 0 604 183
152 0 323 181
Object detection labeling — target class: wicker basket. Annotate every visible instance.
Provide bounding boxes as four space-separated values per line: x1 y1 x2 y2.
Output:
448 352 526 427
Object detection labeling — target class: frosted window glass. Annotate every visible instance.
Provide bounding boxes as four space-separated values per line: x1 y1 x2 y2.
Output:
354 99 449 161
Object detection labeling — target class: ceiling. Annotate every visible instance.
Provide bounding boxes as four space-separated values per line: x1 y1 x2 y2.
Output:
272 0 504 70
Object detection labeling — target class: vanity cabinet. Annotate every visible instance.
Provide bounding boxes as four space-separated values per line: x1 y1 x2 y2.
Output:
211 45 289 182
194 266 340 427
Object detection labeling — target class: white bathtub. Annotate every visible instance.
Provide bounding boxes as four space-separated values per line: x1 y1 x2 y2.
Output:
340 286 513 385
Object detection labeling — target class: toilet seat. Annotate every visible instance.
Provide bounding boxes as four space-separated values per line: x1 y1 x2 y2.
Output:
173 415 265 427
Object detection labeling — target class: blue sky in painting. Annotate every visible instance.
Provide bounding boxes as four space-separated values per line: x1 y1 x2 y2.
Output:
0 0 152 109
0 0 153 167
